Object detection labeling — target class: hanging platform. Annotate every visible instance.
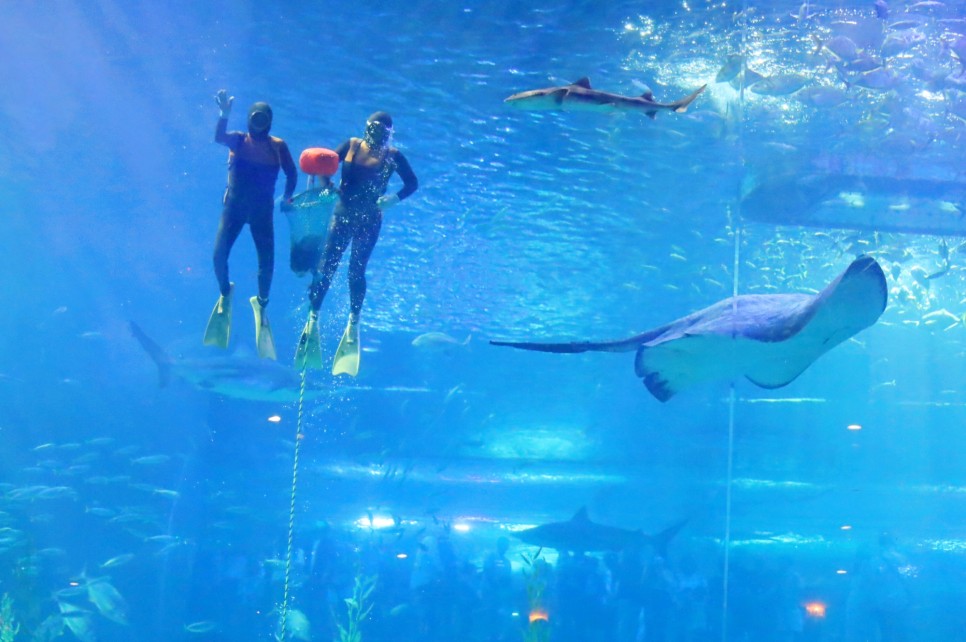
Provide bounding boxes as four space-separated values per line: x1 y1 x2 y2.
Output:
741 173 966 237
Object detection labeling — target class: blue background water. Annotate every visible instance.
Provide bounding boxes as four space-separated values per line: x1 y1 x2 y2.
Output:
2 0 965 640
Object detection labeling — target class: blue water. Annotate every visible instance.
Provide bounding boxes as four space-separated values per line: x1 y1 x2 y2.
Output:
2 0 965 640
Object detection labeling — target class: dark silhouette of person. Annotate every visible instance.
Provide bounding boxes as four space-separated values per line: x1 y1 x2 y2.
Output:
295 111 417 371
205 89 297 359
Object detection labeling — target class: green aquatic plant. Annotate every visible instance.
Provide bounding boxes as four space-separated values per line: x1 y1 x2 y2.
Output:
0 594 19 642
334 574 377 642
520 549 550 642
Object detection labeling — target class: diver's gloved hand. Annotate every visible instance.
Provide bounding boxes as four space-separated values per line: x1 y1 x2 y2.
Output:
279 196 295 212
215 89 234 119
377 194 400 210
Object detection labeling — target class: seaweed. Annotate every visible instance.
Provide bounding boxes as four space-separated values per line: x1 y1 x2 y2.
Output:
0 594 19 642
520 549 550 642
334 574 377 642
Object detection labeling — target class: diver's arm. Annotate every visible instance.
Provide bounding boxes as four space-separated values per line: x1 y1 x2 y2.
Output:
393 151 418 201
278 141 298 201
334 139 354 161
214 119 243 149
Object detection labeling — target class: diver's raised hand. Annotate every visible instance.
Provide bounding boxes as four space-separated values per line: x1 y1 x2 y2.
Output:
215 90 234 118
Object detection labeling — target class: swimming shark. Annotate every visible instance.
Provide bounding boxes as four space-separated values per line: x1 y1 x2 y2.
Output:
514 507 687 554
504 77 707 118
492 256 887 401
130 322 321 403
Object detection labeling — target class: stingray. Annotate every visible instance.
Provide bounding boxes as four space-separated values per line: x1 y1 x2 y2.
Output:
491 256 887 401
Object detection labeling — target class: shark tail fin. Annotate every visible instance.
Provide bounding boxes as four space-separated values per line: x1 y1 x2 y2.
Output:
671 85 708 113
129 322 173 388
647 518 689 558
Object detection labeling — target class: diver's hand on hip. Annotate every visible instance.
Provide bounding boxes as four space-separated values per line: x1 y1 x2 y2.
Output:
377 194 400 210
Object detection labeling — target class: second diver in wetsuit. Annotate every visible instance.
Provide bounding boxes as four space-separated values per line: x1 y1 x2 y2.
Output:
204 89 298 360
295 111 418 374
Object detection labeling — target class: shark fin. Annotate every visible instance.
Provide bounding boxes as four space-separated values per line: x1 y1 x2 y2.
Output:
129 322 173 388
671 84 707 113
646 111 658 120
571 77 592 88
571 507 590 522
648 518 688 558
640 90 655 100
549 88 569 105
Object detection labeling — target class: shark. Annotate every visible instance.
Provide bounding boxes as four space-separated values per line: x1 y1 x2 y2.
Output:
130 322 322 403
514 507 687 554
492 256 887 402
504 77 707 118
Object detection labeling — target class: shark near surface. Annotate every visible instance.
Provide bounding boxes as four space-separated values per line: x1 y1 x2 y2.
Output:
504 77 707 117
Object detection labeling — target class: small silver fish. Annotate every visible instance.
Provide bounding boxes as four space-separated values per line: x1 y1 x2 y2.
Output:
411 332 471 348
185 621 219 634
749 73 809 95
100 553 135 569
716 54 744 83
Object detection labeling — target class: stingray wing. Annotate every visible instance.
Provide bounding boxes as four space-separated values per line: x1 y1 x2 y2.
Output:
635 256 887 401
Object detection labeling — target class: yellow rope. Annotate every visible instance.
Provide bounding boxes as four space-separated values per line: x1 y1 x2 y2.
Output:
278 367 307 641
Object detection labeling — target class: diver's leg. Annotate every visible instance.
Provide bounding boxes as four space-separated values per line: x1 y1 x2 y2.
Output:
309 203 352 311
212 202 246 297
347 211 383 317
250 200 275 304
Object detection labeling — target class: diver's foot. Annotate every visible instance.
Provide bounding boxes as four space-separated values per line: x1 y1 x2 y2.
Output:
250 296 277 360
345 314 360 345
203 283 234 348
294 311 323 370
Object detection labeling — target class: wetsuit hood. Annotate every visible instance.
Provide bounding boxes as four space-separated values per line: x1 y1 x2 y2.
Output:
367 111 393 129
248 102 273 136
364 111 393 147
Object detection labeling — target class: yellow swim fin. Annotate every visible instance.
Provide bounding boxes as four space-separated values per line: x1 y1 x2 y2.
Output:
203 283 233 349
294 311 323 370
332 316 360 377
250 296 277 360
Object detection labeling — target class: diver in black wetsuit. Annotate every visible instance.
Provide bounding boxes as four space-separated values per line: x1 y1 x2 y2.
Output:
204 89 298 360
309 111 418 321
294 111 417 372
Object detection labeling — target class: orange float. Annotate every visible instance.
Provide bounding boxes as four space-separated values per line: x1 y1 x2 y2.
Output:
299 147 339 177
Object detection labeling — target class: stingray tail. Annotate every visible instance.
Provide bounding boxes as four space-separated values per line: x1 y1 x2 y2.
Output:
490 336 643 354
130 321 172 387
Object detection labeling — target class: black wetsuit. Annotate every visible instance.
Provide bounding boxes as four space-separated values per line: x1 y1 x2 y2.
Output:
213 117 297 302
310 137 417 313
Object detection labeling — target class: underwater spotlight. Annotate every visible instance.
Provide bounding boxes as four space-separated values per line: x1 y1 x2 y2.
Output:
529 608 549 623
453 523 471 533
268 415 282 423
804 601 827 618
353 514 395 529
847 424 862 431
